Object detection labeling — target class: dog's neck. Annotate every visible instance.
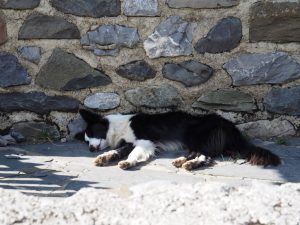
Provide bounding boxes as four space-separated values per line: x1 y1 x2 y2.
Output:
104 114 136 148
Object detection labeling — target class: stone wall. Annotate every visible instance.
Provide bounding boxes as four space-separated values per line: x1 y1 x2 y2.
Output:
0 0 300 143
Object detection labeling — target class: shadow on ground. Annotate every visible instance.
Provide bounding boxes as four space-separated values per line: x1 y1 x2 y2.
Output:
0 145 105 197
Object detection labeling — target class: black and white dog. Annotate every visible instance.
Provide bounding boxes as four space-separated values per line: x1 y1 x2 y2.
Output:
77 109 281 170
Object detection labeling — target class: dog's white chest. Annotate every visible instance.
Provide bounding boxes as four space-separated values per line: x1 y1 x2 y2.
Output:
105 114 136 148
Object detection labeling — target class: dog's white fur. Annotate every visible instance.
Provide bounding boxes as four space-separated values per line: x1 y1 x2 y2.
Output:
100 114 156 168
105 114 136 148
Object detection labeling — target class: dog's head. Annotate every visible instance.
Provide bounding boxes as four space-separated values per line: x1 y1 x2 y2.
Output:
76 109 109 152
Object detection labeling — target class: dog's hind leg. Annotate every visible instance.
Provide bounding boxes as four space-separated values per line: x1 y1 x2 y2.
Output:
118 140 156 170
182 154 213 171
172 152 212 170
172 152 198 168
94 142 134 166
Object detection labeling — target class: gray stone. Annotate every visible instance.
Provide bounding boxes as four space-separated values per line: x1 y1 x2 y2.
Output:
62 75 111 91
250 2 300 43
237 119 296 138
17 46 42 64
124 0 159 16
0 92 80 114
195 17 242 54
36 48 111 91
144 15 196 59
125 84 183 108
0 52 32 87
1 134 16 145
0 136 8 146
0 13 7 45
67 117 87 140
192 89 256 112
264 87 300 116
81 25 139 56
10 131 26 143
19 13 80 39
0 0 40 9
84 92 120 110
163 60 213 87
51 0 121 18
116 60 156 81
166 0 239 8
223 52 300 86
11 122 60 144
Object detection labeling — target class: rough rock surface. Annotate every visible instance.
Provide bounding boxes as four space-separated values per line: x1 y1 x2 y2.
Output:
237 119 296 138
81 25 139 56
125 84 183 108
0 13 7 44
17 46 42 64
0 92 80 114
84 92 120 110
18 13 80 39
0 52 31 87
264 86 300 116
144 15 195 58
163 60 213 87
250 2 300 43
11 122 60 143
124 0 159 16
195 17 242 54
36 48 111 91
192 89 256 112
0 0 40 9
51 0 121 17
116 60 156 81
166 0 239 8
67 116 87 140
223 52 300 86
0 182 299 225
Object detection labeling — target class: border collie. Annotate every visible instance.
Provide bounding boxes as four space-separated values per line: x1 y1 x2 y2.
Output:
77 109 281 170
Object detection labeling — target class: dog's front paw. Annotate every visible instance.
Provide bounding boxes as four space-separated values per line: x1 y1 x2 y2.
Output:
182 160 195 171
118 160 131 170
94 155 108 166
172 157 187 168
94 150 118 167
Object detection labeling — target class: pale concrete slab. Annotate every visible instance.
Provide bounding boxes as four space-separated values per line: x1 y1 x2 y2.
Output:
0 138 299 197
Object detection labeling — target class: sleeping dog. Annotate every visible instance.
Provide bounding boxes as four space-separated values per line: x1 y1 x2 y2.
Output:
77 109 281 170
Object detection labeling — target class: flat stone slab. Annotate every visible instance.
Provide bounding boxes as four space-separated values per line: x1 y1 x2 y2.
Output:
124 0 159 16
19 13 80 39
36 48 111 91
195 16 242 54
51 0 121 18
223 52 300 86
81 25 139 56
0 138 299 197
250 1 300 43
0 52 32 87
144 15 195 58
0 0 40 9
166 0 239 9
0 12 7 45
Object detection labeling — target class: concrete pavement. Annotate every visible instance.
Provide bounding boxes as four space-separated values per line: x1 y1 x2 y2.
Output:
0 138 299 197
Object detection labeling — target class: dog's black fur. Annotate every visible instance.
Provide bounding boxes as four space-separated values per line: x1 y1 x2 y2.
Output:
77 109 281 170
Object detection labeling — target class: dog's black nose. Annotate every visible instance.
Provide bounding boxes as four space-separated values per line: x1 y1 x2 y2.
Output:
89 145 100 152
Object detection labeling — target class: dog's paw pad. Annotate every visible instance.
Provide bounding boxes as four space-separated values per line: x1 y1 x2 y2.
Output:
172 157 187 168
182 161 194 171
118 161 131 170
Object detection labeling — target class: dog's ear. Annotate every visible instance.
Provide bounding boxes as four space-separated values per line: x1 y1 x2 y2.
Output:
79 109 102 124
74 131 85 141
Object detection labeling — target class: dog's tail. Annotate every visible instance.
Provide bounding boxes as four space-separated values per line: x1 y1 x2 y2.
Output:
241 143 281 166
